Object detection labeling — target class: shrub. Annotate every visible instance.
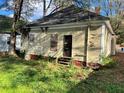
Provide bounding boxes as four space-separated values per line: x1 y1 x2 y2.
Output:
101 56 117 68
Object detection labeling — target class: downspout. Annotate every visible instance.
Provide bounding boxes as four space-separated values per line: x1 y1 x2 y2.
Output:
84 26 90 67
100 24 105 63
83 0 90 67
101 25 105 55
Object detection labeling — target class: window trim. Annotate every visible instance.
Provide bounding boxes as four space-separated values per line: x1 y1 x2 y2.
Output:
50 34 58 51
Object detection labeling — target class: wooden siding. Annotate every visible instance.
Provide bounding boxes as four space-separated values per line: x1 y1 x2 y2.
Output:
22 26 104 62
23 27 86 61
87 26 101 63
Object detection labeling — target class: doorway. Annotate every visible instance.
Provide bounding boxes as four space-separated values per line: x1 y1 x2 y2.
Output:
63 35 72 57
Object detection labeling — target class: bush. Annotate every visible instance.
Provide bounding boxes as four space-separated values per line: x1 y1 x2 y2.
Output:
101 56 117 68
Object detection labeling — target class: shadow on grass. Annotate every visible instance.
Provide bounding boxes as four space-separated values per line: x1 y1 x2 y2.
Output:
67 62 124 93
1 55 124 93
0 56 41 71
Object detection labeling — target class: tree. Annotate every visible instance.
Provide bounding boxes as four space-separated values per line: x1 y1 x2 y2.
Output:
0 0 38 56
0 15 13 32
9 0 24 56
91 0 124 44
92 0 124 31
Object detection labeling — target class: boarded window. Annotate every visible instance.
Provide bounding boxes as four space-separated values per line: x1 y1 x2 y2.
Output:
29 33 35 43
50 34 58 51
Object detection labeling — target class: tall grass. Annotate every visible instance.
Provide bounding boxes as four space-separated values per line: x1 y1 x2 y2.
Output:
0 56 92 93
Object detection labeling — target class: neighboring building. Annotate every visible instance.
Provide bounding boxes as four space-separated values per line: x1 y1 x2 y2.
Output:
0 32 10 52
116 44 124 53
0 32 21 53
0 15 21 53
21 5 116 64
0 15 12 32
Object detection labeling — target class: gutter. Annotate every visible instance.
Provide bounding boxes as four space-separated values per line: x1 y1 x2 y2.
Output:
24 20 106 31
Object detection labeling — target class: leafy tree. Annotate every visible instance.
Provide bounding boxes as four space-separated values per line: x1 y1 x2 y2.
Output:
0 15 13 32
94 0 124 31
0 0 40 56
93 0 124 44
0 0 24 56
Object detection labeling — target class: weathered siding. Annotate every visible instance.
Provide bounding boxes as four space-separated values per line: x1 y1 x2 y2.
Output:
87 26 101 63
24 27 86 61
0 34 21 52
0 34 10 52
22 24 115 62
103 25 114 56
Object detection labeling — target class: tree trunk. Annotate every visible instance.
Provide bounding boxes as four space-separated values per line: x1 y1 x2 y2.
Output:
9 0 23 56
10 13 18 56
10 31 17 56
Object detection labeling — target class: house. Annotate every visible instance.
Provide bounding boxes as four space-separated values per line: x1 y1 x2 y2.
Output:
21 5 116 64
0 32 21 53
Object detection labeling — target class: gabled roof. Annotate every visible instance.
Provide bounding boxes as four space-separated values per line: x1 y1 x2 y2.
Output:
27 5 109 27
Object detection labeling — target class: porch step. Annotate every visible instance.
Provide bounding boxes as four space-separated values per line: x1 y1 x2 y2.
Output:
58 57 72 65
58 61 70 65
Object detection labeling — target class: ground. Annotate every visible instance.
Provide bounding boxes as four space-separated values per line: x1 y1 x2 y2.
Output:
68 53 124 93
0 54 124 93
0 56 92 93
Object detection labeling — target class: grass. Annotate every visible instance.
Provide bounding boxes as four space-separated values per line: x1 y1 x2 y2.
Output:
0 55 123 93
0 56 92 93
68 68 124 93
68 55 124 93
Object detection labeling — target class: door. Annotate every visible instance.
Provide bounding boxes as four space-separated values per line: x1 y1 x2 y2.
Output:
63 35 72 57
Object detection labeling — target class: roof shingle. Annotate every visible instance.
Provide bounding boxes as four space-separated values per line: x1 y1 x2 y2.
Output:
27 5 109 27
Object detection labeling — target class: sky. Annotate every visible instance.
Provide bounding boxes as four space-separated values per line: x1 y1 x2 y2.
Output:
0 0 13 16
0 0 53 21
0 0 110 21
0 0 44 21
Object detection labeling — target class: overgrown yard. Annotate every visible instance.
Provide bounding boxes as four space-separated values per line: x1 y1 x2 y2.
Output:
0 56 92 93
0 54 124 93
68 53 124 93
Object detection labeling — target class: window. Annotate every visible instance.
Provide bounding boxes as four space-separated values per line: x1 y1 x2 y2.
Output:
29 33 35 43
50 34 58 51
7 37 10 45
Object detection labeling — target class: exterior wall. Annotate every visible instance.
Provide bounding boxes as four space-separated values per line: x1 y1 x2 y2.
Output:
22 24 115 62
0 34 10 52
0 34 21 52
104 26 112 56
16 35 22 50
103 25 116 56
111 36 116 55
23 27 86 61
87 26 101 63
87 24 116 63
21 34 29 51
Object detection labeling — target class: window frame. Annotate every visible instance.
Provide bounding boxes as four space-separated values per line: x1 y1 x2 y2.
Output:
50 34 58 51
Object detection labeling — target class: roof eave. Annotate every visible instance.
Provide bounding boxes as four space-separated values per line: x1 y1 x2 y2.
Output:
24 20 107 30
